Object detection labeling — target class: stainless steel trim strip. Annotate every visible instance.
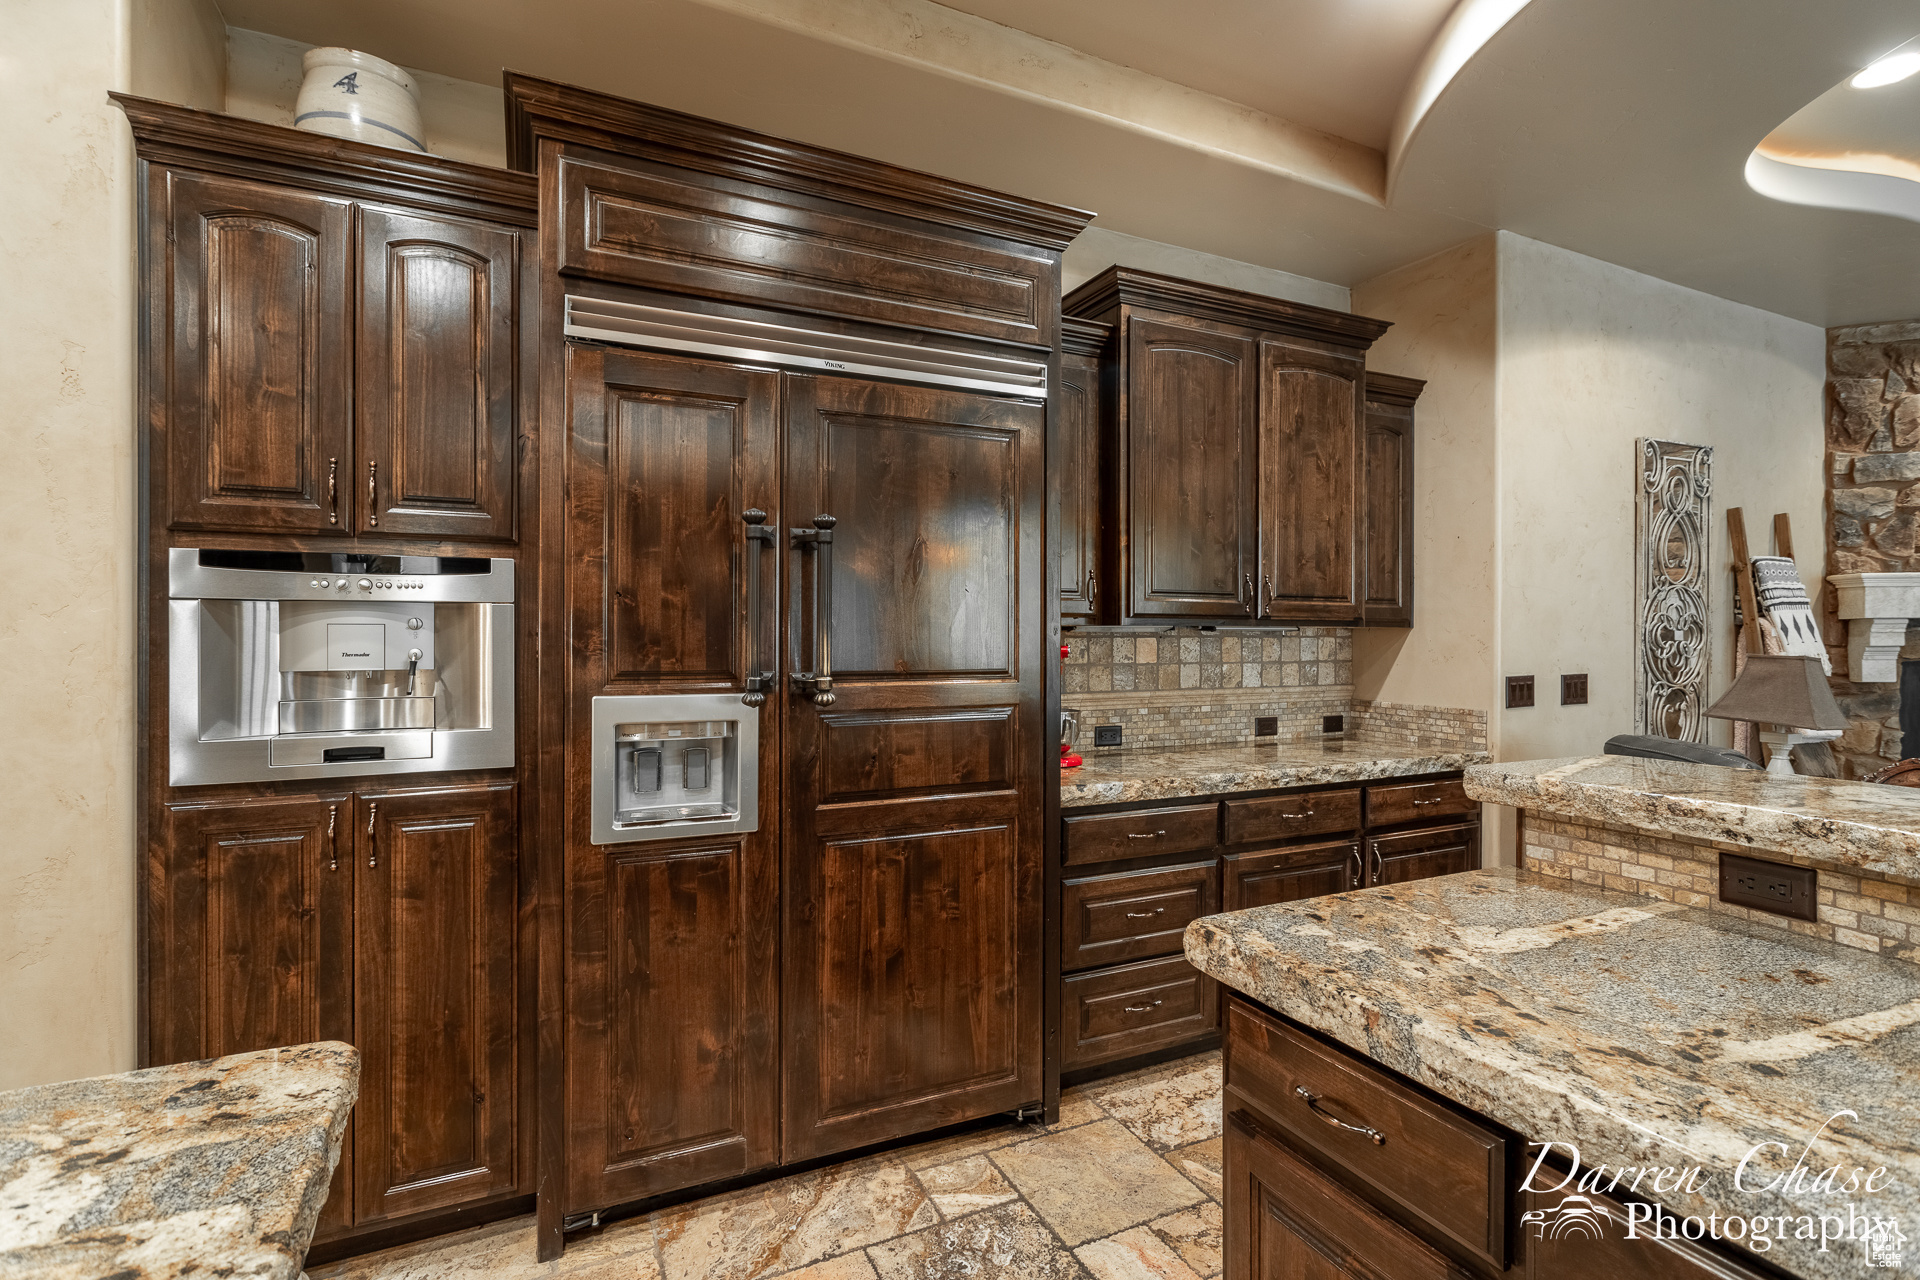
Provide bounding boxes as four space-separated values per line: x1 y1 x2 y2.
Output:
564 295 1048 399
168 549 516 602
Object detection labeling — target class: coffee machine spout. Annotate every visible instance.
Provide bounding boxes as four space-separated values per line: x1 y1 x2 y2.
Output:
406 648 423 697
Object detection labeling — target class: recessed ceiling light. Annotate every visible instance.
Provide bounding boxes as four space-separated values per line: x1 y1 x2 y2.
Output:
1851 51 1920 89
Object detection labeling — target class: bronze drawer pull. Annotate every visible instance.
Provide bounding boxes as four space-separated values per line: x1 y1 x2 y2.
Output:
1127 830 1166 840
1124 908 1166 919
1124 1000 1163 1014
1295 1086 1385 1145
1280 810 1315 819
1412 797 1447 806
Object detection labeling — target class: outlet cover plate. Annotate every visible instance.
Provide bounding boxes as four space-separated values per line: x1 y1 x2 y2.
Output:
1254 716 1278 737
1322 714 1344 733
1719 853 1817 922
1093 724 1123 748
1506 675 1536 709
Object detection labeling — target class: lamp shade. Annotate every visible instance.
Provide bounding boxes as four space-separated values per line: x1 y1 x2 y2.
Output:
1704 655 1848 731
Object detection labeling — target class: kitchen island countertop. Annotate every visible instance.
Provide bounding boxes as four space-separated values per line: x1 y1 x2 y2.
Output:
1185 869 1920 1280
0 1042 359 1280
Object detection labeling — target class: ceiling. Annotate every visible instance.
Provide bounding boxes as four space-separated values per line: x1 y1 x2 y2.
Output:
936 0 1460 150
1752 34 1920 224
214 0 1920 325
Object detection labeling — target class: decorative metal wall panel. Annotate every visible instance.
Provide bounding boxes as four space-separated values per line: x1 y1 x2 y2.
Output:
1635 439 1713 741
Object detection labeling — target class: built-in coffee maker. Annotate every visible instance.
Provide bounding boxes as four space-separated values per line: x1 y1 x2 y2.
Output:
168 548 515 785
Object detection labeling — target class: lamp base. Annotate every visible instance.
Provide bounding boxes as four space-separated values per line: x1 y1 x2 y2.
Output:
1756 728 1843 776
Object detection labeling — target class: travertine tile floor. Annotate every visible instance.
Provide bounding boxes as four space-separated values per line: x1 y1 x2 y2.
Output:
310 1050 1224 1280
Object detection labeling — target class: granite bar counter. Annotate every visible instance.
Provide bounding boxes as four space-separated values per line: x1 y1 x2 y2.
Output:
1186 869 1920 1280
0 1042 359 1280
1062 737 1489 808
1468 755 1920 884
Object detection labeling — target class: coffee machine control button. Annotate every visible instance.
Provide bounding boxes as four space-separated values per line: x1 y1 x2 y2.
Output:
407 617 424 631
358 578 373 591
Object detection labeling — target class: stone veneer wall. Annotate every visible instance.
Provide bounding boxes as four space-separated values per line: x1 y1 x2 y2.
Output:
1523 815 1920 964
1824 320 1920 778
1063 626 1354 694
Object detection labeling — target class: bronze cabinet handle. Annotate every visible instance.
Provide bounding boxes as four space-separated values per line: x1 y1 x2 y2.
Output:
1086 567 1097 606
1127 830 1166 840
1295 1086 1386 1145
1124 1000 1164 1014
1124 908 1167 919
367 460 379 528
366 802 378 869
326 804 337 872
1243 572 1256 616
741 509 775 707
1347 846 1362 889
789 515 837 706
327 458 338 526
1264 572 1276 603
1370 845 1384 884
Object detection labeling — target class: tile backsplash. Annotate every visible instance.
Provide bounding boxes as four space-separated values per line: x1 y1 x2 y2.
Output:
1060 625 1487 755
1062 626 1352 693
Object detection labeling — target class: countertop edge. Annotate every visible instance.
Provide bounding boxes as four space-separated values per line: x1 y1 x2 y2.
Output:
1063 748 1490 809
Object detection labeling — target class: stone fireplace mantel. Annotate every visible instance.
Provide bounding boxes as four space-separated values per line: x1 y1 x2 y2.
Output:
1828 571 1920 683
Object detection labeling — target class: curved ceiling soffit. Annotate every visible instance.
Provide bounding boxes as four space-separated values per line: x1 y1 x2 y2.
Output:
1748 34 1920 225
1385 0 1536 201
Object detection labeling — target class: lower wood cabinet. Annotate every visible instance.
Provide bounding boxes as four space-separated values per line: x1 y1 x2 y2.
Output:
152 782 521 1238
1369 823 1479 887
1223 840 1360 911
1061 955 1218 1068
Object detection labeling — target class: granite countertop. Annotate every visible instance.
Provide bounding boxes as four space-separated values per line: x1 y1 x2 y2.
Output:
1467 755 1920 883
1186 870 1920 1280
0 1042 359 1280
1062 738 1489 808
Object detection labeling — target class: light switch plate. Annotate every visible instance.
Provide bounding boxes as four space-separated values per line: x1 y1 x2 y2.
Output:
1506 675 1536 709
1561 674 1589 705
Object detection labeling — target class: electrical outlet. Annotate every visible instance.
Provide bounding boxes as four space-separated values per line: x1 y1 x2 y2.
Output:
1093 724 1123 748
1506 675 1536 709
1254 716 1279 737
1561 673 1589 705
1719 853 1817 921
1322 714 1344 733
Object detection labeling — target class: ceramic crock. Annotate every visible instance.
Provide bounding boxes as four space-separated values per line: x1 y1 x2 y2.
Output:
294 47 426 153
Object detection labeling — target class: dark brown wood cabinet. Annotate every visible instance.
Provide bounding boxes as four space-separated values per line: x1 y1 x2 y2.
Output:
358 207 520 539
353 783 519 1224
130 100 530 543
1057 317 1109 622
1056 773 1478 1088
1062 268 1397 625
1361 374 1422 627
164 171 354 535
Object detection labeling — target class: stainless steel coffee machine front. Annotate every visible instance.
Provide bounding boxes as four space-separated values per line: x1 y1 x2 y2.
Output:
169 548 514 785
590 694 759 844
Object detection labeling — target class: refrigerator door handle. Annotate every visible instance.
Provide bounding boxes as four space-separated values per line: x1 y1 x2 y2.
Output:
789 514 837 707
741 508 775 706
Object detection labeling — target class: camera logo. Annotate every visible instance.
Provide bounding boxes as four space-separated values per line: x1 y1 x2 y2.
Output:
1521 1194 1611 1241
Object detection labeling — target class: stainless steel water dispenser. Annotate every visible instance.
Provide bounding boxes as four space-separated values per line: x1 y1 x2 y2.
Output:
590 693 759 844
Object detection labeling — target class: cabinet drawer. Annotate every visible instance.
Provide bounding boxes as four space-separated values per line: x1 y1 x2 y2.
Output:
1062 861 1218 972
1224 787 1360 845
1063 803 1218 866
1226 997 1509 1272
1369 823 1479 887
1062 955 1217 1068
1365 777 1474 826
1222 839 1359 911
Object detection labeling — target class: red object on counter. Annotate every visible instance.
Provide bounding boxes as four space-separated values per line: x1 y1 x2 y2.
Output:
1061 753 1083 768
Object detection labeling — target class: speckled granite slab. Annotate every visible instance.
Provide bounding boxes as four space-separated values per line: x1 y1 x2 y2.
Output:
1062 739 1488 808
0 1042 359 1280
1467 756 1920 883
1186 871 1920 1280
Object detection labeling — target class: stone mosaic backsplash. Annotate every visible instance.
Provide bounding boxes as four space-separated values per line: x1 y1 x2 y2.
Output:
1062 626 1353 693
1523 814 1920 965
1058 621 1488 754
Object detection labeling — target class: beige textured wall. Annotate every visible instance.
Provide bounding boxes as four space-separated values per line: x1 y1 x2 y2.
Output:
0 0 141 1089
1495 231 1825 768
130 0 226 109
1063 226 1350 311
1349 235 1500 727
226 28 509 169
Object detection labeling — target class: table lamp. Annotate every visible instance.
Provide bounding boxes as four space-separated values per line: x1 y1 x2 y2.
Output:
1704 654 1847 776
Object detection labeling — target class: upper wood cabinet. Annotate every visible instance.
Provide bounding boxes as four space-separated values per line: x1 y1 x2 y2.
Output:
1056 317 1109 622
1063 267 1405 626
165 172 354 535
1361 373 1423 627
358 207 520 539
124 98 535 542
